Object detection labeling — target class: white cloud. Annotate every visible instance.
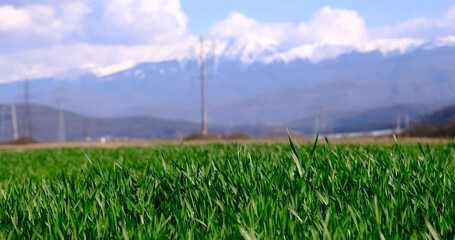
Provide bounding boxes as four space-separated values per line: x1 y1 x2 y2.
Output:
209 12 292 42
26 4 84 41
0 36 198 81
0 0 193 82
209 5 455 63
0 2 89 49
1 2 455 81
90 0 188 44
298 7 366 46
370 5 455 40
208 7 369 62
0 5 32 32
434 35 455 47
0 0 187 47
209 7 367 49
208 12 293 62
270 7 368 62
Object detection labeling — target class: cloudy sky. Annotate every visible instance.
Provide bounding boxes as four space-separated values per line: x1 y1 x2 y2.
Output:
1 0 455 82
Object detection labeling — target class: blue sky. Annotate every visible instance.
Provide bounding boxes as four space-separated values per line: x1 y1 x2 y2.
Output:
0 0 454 82
181 0 455 33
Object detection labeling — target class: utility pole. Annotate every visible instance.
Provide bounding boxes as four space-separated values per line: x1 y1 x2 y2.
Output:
0 104 5 140
321 114 327 134
58 102 66 142
314 115 320 135
23 79 32 139
395 114 401 132
404 114 410 129
11 103 19 140
56 87 66 142
312 95 320 135
199 35 208 136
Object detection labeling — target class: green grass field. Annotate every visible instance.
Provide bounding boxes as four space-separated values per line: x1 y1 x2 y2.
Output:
0 140 454 239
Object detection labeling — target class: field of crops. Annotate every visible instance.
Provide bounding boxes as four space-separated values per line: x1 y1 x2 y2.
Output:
0 139 454 239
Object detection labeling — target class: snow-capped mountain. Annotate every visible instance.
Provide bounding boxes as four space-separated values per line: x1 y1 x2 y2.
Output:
194 32 454 65
0 44 454 127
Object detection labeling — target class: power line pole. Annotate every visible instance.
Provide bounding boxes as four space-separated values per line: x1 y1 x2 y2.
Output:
56 87 66 142
11 103 19 140
395 114 401 132
312 95 320 135
23 79 32 139
314 115 319 135
199 35 208 136
0 104 5 140
58 102 66 142
404 114 410 129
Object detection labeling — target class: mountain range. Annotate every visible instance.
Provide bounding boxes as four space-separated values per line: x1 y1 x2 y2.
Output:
406 105 455 137
0 44 454 139
0 103 436 141
0 104 200 141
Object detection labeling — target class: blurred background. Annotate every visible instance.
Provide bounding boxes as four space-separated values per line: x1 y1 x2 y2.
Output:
0 0 454 142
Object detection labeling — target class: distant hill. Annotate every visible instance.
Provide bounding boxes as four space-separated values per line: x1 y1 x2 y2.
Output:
288 104 432 134
0 103 444 141
417 105 455 126
406 105 455 137
0 104 201 141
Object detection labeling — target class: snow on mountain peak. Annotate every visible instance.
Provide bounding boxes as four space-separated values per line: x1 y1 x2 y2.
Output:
433 35 455 48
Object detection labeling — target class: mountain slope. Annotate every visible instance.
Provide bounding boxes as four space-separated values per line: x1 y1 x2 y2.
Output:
0 46 454 125
406 104 455 137
0 104 200 141
288 104 432 134
418 105 455 126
